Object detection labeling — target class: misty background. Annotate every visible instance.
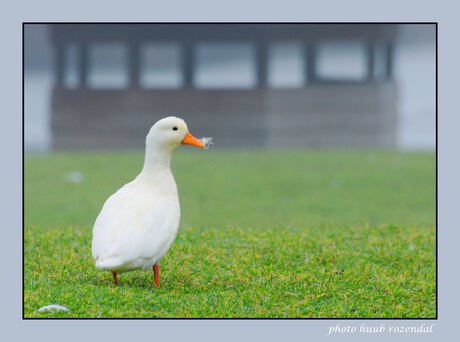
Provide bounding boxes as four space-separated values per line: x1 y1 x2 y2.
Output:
24 24 435 153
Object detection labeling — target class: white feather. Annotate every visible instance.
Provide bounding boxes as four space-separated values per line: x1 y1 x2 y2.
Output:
199 137 214 150
37 304 70 312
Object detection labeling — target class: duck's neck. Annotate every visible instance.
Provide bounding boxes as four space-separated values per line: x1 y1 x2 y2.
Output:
140 145 173 177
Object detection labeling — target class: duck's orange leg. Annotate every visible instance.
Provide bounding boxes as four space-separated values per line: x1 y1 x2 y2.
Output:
153 264 160 287
112 272 120 286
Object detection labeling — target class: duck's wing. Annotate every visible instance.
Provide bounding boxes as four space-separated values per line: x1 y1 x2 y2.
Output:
91 188 127 263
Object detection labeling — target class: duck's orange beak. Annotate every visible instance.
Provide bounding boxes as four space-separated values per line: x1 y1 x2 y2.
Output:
181 131 205 148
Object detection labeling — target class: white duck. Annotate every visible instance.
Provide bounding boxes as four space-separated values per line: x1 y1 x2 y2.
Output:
91 116 206 287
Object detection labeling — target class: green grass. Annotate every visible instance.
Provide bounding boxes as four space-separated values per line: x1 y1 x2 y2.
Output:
24 149 436 318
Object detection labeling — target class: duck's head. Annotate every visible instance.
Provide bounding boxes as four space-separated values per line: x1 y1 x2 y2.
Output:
146 116 205 152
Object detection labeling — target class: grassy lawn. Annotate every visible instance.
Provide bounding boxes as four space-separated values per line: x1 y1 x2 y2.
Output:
24 149 436 318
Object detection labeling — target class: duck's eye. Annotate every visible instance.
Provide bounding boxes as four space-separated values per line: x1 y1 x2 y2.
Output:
172 126 178 131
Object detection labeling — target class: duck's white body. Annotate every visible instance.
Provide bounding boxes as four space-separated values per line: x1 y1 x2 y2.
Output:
91 116 205 281
91 170 180 272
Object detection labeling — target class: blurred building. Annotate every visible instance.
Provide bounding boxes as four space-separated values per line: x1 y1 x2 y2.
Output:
24 23 436 152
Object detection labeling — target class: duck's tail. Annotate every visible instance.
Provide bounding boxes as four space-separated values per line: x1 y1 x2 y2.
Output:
95 257 125 271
